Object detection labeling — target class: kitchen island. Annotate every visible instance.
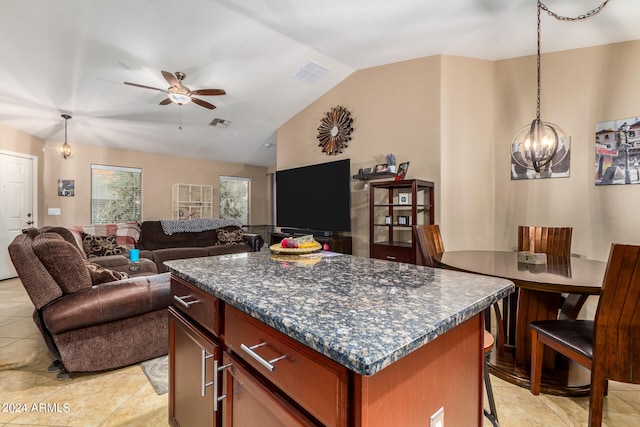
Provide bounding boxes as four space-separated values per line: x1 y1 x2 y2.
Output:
165 251 514 427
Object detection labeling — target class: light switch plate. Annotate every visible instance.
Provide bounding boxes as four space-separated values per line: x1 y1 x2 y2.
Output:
48 208 61 216
430 406 444 427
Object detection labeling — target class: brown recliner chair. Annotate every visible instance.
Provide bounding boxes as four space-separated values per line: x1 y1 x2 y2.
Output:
8 228 171 378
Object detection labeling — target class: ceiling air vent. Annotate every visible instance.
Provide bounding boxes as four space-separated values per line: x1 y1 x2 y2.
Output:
209 118 231 128
291 60 329 84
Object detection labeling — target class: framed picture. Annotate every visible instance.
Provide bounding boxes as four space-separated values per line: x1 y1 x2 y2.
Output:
58 179 75 197
395 162 410 181
397 215 410 225
398 192 410 205
374 163 389 173
595 116 640 185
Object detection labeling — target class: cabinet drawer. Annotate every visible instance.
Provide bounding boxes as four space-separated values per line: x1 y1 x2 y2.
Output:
225 306 348 427
221 352 316 427
171 276 221 336
371 243 412 263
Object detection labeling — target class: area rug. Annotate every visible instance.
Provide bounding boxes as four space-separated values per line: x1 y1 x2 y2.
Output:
140 355 168 395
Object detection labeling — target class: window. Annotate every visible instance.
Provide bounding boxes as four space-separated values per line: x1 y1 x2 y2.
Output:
219 176 249 225
91 164 142 224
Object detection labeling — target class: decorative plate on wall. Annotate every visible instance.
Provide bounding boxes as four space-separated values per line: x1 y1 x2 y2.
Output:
317 105 353 155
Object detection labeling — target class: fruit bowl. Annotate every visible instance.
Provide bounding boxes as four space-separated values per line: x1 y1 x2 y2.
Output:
269 241 322 254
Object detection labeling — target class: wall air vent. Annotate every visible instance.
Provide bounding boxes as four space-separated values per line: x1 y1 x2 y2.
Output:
291 60 329 84
209 118 232 128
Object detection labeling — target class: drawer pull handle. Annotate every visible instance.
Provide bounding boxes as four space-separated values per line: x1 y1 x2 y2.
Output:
213 360 232 412
386 255 397 260
174 294 199 308
240 342 286 372
201 349 214 397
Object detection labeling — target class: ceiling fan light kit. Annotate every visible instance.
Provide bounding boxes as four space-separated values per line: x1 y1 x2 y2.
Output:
124 70 226 110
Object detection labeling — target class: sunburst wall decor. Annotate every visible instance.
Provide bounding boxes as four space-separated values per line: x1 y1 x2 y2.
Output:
317 105 353 155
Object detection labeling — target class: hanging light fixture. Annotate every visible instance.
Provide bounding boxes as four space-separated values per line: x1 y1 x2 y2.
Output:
58 114 74 159
511 0 611 176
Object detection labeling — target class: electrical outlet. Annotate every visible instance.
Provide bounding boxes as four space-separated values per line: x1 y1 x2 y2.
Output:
48 208 61 216
430 406 444 427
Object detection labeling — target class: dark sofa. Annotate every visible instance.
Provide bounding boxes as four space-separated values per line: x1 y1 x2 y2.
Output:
136 220 264 272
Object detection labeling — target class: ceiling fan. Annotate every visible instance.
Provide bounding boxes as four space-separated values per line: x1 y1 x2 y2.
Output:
124 70 226 110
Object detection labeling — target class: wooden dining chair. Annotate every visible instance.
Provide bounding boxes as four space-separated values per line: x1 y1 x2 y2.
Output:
413 224 444 267
413 224 500 426
506 226 581 351
517 226 573 257
530 243 640 426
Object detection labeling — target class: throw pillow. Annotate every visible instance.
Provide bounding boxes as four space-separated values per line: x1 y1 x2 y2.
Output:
215 228 244 245
81 233 127 258
85 262 129 285
32 233 92 294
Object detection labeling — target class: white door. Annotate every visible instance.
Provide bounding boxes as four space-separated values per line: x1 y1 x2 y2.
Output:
0 152 36 280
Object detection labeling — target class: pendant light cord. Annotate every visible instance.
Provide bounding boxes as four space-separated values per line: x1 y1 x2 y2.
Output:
536 0 611 122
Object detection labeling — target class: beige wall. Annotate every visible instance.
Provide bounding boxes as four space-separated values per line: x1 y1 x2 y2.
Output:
0 124 270 227
278 56 442 256
279 40 640 262
495 40 640 261
440 55 496 251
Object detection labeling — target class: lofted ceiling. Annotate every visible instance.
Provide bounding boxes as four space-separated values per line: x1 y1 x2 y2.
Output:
0 0 636 167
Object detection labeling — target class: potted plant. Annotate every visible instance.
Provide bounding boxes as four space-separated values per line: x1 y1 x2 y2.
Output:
386 153 396 173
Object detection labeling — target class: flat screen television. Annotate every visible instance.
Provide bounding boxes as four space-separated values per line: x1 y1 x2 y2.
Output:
276 159 351 234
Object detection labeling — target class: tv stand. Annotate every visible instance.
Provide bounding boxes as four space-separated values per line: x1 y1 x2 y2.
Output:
271 231 352 255
281 228 333 237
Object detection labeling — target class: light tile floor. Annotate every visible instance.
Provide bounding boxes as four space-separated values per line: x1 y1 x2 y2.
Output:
1 277 639 426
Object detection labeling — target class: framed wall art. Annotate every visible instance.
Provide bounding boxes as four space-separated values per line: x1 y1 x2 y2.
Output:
595 116 640 185
58 179 75 197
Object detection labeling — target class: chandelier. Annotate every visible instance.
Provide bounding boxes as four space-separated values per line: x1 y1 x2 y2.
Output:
511 0 610 175
58 114 73 160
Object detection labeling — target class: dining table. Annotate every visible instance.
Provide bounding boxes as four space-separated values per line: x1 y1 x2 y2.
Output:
434 250 607 397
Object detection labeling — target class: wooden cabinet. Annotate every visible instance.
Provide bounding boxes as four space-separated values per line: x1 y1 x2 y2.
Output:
169 307 221 427
169 277 348 427
225 305 348 427
172 183 213 220
221 352 317 426
369 179 434 264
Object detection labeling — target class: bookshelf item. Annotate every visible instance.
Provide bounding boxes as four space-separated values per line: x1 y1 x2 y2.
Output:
369 179 435 264
172 184 213 220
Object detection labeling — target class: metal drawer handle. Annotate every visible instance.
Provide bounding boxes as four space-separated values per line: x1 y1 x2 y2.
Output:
386 255 397 260
240 342 286 372
213 360 232 412
201 349 214 397
173 294 199 308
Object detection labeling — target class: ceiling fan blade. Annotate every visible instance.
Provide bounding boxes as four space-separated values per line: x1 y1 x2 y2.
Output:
191 88 226 96
124 82 167 92
159 98 173 105
162 70 180 87
192 97 216 110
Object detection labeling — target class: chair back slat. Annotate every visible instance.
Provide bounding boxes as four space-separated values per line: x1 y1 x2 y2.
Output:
518 226 572 257
413 224 444 267
594 244 640 383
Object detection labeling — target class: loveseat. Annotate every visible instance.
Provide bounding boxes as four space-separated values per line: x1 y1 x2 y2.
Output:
65 220 264 273
8 227 171 378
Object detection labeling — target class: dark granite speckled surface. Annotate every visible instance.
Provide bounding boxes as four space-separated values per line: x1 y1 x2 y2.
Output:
165 251 514 376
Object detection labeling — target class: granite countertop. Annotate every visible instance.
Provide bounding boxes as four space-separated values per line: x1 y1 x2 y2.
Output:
165 251 514 376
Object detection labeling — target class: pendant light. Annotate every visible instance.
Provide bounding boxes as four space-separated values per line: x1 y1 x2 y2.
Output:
510 0 610 176
58 114 73 160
